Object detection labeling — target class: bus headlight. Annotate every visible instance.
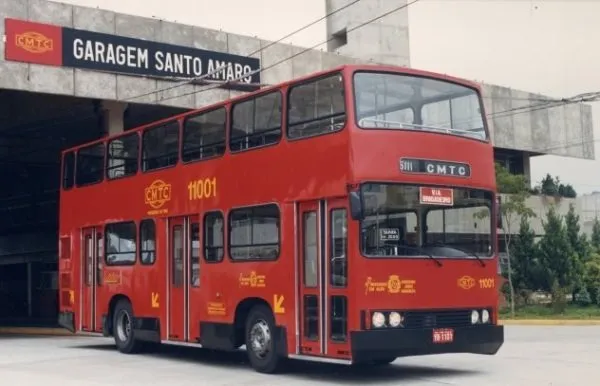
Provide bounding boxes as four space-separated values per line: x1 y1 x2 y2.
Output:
389 311 403 327
372 312 385 328
470 310 480 324
481 309 490 324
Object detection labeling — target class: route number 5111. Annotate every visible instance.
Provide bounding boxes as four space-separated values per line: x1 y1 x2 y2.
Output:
188 177 217 201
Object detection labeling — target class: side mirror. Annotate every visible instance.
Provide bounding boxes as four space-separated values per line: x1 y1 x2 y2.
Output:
349 191 363 220
496 196 503 229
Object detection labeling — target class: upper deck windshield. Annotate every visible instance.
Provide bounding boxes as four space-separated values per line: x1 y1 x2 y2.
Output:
360 183 493 260
353 71 487 141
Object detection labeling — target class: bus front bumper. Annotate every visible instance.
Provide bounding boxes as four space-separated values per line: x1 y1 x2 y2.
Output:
350 324 504 363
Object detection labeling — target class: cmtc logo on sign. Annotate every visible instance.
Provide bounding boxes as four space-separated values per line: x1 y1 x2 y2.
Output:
419 187 454 206
4 18 261 91
5 18 62 66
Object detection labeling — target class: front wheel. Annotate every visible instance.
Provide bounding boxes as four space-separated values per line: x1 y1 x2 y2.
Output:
245 305 283 374
112 300 143 354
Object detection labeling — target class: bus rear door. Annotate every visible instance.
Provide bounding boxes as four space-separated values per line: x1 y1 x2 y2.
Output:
81 227 102 332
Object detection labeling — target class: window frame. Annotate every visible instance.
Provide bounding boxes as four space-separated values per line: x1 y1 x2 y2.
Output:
106 131 140 181
62 151 75 190
141 119 181 173
181 106 228 164
229 90 283 154
75 142 106 187
104 220 137 266
227 203 281 262
139 218 156 266
286 71 347 141
203 210 225 264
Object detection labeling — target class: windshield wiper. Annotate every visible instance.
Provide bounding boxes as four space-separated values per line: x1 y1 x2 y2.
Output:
402 245 443 267
431 242 486 267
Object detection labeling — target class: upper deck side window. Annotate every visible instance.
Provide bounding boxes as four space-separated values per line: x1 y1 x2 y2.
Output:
76 142 105 187
353 71 487 141
62 151 75 190
142 120 180 172
230 91 282 152
107 132 139 180
288 72 346 139
182 107 227 163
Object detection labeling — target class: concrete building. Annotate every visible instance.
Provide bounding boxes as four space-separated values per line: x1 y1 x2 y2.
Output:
0 0 594 324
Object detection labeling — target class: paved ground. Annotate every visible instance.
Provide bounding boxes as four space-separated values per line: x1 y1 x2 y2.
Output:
0 326 597 385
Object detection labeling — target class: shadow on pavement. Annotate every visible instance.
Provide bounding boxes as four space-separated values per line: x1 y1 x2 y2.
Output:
71 342 480 383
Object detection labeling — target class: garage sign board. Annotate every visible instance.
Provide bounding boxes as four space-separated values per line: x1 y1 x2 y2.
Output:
4 18 261 91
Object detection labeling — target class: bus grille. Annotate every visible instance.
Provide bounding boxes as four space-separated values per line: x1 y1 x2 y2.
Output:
402 309 472 329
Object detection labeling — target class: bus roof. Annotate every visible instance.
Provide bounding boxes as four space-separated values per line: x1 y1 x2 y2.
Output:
62 63 482 154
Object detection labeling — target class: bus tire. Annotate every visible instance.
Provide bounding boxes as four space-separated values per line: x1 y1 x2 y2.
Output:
112 299 142 354
244 304 282 374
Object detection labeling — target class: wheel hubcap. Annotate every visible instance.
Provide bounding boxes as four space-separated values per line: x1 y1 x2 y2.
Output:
116 310 131 342
249 319 271 359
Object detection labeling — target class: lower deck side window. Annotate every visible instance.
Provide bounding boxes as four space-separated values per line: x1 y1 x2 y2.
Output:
229 204 280 261
105 221 137 265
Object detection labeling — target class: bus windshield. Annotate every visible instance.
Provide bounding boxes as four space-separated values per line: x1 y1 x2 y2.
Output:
360 183 493 259
353 71 487 141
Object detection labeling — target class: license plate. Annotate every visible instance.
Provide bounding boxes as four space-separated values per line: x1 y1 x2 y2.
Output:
432 328 454 343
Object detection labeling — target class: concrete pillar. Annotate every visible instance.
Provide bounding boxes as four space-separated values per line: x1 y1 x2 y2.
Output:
101 100 128 179
522 153 531 186
324 0 411 66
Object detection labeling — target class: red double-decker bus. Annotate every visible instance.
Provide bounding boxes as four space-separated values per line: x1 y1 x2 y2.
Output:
58 64 504 373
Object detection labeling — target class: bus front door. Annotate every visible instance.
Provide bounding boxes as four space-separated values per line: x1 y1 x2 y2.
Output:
296 199 350 358
81 227 102 332
167 216 197 342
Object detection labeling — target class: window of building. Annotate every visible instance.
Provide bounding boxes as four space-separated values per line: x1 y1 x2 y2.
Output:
139 219 156 265
230 91 282 152
76 142 105 186
105 221 136 266
62 151 75 189
107 133 139 179
142 121 179 171
204 211 224 263
288 73 346 139
182 108 227 162
229 204 280 261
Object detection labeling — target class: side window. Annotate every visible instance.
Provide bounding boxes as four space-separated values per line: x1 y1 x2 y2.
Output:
139 219 156 265
288 73 346 139
229 204 280 261
142 121 179 171
190 222 200 286
107 133 139 179
330 208 348 287
105 221 136 266
76 142 105 186
62 151 75 189
204 211 224 263
230 91 282 152
182 108 226 162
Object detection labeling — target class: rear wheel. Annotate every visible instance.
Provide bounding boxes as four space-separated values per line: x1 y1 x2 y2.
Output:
245 305 283 374
112 300 143 354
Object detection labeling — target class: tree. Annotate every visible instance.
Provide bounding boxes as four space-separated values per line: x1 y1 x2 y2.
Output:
591 217 600 252
487 163 536 317
537 207 579 309
564 203 588 298
510 217 541 302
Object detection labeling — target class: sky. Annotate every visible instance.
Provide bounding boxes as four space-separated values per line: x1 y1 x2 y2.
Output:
56 0 600 194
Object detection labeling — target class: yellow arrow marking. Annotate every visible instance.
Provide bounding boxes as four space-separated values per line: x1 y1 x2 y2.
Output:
69 290 74 305
273 294 285 314
151 292 160 308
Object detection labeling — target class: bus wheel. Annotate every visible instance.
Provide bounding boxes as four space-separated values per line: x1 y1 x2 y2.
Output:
245 305 282 374
113 300 142 354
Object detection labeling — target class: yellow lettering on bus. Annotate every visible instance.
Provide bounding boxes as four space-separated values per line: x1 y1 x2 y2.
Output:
187 177 217 201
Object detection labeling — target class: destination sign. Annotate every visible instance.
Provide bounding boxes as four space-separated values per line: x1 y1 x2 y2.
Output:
399 158 471 177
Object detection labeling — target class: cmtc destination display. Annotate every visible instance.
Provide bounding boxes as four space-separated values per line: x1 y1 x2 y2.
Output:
5 18 261 90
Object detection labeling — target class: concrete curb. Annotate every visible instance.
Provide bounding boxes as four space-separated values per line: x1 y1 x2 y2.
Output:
0 327 74 336
499 319 600 326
